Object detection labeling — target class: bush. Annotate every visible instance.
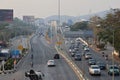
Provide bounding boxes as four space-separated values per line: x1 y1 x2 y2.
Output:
5 59 14 70
1 59 14 70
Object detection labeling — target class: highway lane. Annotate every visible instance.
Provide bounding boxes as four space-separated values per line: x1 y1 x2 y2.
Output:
64 38 120 80
0 34 79 80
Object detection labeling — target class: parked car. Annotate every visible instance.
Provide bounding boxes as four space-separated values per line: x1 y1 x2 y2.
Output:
89 65 101 76
107 65 120 76
47 60 55 67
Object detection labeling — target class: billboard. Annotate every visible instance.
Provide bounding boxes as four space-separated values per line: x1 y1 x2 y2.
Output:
0 9 13 22
23 16 35 24
11 50 20 58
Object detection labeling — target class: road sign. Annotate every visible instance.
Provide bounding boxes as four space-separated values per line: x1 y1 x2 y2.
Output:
56 41 62 45
18 45 23 51
11 50 20 58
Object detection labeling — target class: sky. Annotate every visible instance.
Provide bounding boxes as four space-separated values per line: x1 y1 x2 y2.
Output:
0 0 120 19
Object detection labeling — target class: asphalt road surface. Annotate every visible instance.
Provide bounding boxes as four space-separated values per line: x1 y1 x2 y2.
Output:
64 38 120 80
0 34 79 80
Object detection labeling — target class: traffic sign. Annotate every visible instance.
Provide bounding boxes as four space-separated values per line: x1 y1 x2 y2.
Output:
18 45 23 51
56 41 62 45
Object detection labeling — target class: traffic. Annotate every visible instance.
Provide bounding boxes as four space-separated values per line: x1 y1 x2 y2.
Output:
64 37 120 80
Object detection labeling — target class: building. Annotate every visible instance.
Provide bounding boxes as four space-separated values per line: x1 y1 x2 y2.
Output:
0 9 13 22
23 16 35 25
49 20 58 27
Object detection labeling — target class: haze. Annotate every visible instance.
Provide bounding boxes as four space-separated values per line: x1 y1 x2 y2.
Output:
0 0 120 18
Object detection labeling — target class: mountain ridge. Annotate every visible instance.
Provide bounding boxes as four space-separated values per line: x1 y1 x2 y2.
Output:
44 9 118 23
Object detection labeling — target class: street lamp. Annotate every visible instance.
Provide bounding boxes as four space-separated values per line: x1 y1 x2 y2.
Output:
111 27 120 80
112 29 114 80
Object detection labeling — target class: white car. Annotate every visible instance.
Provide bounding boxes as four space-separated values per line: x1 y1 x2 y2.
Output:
84 47 90 51
69 49 72 53
89 65 101 76
85 53 92 59
47 60 55 67
25 69 45 80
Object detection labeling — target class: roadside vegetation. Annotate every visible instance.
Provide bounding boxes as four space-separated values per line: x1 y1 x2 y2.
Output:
0 18 36 42
89 9 120 57
70 21 90 31
0 18 36 70
69 9 120 57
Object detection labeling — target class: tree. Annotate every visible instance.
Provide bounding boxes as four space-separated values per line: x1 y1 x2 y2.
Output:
92 9 120 56
89 16 102 45
70 21 89 31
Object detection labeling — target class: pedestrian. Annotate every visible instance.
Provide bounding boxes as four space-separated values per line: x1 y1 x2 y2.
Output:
31 54 33 59
30 61 33 68
105 54 108 60
102 52 104 57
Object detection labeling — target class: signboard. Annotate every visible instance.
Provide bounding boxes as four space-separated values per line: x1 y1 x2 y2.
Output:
11 50 20 58
0 9 13 22
18 45 23 51
56 41 62 45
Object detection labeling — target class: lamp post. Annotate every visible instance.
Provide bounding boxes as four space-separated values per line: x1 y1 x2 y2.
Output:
111 26 120 80
112 29 114 80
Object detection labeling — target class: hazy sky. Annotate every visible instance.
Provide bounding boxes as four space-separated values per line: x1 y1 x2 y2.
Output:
0 0 120 18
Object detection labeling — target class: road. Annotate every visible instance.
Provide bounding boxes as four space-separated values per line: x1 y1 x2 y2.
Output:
64 38 120 80
0 30 79 80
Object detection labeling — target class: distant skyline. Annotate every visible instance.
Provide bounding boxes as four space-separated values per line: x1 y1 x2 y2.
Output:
0 0 120 19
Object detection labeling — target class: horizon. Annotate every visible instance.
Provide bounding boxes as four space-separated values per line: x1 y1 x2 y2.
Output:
1 0 120 19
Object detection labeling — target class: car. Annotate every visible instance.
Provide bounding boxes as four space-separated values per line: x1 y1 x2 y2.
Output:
89 65 101 76
85 53 92 59
107 65 120 76
71 40 75 44
71 50 76 57
84 47 90 51
82 51 89 56
82 44 87 49
69 49 72 53
96 62 106 70
47 60 55 67
54 54 60 59
88 59 96 65
74 44 79 49
74 47 79 52
75 38 81 42
25 69 45 80
74 54 81 61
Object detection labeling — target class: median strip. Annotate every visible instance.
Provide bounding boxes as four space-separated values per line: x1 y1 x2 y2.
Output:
55 46 89 80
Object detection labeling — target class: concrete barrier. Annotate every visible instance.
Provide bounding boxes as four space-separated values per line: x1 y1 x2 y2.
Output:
55 46 89 80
